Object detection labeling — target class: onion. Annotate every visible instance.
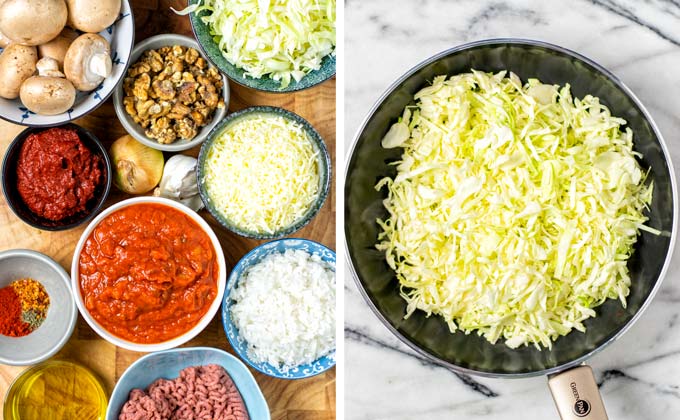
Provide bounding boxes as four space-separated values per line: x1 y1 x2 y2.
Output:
110 135 164 194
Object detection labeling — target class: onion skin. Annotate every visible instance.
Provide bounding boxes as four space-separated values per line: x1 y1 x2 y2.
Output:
110 135 164 194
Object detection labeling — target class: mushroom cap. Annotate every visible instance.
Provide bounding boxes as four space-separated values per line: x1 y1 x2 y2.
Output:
0 0 68 46
64 33 112 92
37 27 78 69
0 26 11 48
0 44 38 99
20 75 76 115
66 0 121 33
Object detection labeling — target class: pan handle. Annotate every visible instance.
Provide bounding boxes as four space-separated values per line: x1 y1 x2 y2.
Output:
547 365 608 420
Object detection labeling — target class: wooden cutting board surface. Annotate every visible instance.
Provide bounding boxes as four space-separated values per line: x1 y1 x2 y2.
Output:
0 1 336 419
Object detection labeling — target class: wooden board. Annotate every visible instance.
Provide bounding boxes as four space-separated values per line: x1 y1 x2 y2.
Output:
0 1 336 419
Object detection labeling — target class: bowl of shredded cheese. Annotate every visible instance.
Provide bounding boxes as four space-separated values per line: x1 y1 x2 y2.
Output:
197 106 331 239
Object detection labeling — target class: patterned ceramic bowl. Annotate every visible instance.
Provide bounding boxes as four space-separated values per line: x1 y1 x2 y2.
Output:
222 239 336 379
197 106 331 239
0 0 134 127
188 0 335 92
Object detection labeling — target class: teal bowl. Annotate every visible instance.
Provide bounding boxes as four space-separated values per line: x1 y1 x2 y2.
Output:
197 106 331 239
189 0 335 92
105 347 270 420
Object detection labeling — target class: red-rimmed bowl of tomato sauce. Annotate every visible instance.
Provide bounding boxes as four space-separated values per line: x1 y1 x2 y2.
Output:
1 123 112 231
71 197 227 352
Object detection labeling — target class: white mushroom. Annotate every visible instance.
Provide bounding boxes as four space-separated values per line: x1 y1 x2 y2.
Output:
20 57 76 115
0 0 68 46
37 27 78 70
0 44 37 99
0 27 11 48
65 0 121 33
63 33 112 92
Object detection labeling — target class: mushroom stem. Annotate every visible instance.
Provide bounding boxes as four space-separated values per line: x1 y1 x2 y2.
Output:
36 57 65 78
89 52 112 78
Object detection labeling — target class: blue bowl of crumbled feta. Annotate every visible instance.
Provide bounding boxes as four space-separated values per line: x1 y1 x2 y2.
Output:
222 238 336 379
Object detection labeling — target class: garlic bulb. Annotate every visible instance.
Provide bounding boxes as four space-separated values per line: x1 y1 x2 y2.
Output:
153 154 204 211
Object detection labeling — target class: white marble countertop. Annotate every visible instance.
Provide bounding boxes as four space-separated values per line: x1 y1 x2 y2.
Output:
344 1 680 419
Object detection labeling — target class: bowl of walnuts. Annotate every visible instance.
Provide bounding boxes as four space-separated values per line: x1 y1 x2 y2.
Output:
113 33 229 152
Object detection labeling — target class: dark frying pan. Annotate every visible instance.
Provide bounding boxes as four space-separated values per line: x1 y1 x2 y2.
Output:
344 39 677 419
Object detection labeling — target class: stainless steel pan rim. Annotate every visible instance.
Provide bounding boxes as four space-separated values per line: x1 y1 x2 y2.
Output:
344 37 679 379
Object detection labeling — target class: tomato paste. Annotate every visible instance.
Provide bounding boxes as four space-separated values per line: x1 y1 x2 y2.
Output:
78 203 218 344
16 127 103 221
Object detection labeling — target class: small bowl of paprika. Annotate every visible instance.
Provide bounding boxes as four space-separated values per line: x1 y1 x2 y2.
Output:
1 123 112 231
0 249 77 366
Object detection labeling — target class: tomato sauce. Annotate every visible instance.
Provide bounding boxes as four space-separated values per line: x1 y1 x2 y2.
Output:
78 203 218 344
16 127 103 221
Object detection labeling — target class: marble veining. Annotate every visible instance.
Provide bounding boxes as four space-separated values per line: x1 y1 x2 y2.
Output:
344 0 680 418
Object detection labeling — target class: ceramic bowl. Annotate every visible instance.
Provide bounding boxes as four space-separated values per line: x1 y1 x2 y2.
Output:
71 196 227 352
189 0 335 92
1 123 112 231
345 38 677 376
222 238 336 379
112 33 229 152
0 250 77 366
105 347 269 420
197 106 331 239
0 0 134 127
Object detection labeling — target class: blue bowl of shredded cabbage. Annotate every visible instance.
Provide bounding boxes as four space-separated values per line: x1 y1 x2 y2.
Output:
184 0 336 92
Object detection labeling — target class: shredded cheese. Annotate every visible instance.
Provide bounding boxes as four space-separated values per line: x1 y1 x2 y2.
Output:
204 114 320 234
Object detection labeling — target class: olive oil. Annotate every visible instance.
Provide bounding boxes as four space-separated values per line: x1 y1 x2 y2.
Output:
3 360 107 420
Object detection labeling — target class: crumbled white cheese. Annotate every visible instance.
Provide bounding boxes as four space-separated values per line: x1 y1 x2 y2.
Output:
230 249 335 371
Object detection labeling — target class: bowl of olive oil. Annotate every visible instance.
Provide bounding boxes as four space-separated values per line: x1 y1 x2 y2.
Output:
3 360 108 420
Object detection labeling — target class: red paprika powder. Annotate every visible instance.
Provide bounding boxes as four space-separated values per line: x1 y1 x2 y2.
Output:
0 285 31 337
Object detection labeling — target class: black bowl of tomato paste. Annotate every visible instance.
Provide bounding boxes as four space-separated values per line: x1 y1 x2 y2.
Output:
2 123 112 231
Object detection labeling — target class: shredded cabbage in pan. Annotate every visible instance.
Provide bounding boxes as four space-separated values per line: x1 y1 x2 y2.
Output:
184 0 336 88
376 70 656 349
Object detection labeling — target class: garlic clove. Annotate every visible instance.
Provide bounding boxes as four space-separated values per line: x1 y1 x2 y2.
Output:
179 195 204 212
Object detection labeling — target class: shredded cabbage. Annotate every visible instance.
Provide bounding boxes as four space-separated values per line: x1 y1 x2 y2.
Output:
376 71 656 349
189 0 336 88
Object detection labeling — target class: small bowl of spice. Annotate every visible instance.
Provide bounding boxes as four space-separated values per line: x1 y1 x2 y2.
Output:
0 249 77 366
113 33 229 152
1 123 112 231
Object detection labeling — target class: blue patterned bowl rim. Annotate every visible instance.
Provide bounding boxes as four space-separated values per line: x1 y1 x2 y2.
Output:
188 0 335 93
222 238 336 380
0 0 135 127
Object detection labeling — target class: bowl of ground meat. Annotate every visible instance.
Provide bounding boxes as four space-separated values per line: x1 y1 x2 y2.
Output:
1 123 111 231
106 346 269 420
